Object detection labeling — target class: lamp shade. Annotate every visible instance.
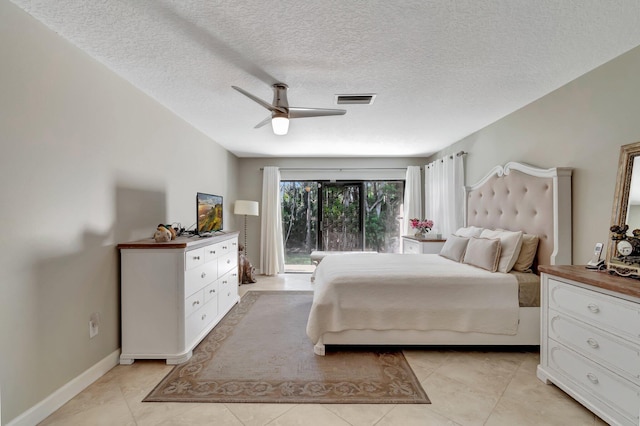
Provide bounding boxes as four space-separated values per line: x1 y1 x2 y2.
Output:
234 200 259 216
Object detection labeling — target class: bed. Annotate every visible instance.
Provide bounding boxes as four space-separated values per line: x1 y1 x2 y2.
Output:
307 162 572 355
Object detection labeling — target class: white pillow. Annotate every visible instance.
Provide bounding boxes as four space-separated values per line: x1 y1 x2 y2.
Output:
479 229 524 273
439 235 470 262
454 226 484 238
462 237 501 272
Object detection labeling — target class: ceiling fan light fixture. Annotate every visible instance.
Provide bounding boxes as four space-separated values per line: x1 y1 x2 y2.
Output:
232 84 344 135
271 115 289 135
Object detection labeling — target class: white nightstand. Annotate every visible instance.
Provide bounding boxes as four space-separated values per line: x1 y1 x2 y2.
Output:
401 236 446 254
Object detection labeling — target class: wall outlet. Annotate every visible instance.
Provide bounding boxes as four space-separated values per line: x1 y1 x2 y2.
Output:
89 312 100 339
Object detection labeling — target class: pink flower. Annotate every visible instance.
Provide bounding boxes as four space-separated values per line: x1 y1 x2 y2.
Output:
409 218 434 232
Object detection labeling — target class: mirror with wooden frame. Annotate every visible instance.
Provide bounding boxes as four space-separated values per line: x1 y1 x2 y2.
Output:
607 141 640 277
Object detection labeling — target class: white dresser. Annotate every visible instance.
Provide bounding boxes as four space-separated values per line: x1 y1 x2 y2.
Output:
401 236 446 254
118 232 239 365
538 265 640 426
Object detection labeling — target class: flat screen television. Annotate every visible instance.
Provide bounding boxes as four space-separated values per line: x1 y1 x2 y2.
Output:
196 192 223 234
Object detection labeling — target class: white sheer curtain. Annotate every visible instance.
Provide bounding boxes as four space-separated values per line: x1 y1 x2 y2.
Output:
425 154 465 238
260 166 285 275
403 166 423 235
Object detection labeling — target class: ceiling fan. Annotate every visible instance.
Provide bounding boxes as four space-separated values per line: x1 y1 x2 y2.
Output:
232 83 346 135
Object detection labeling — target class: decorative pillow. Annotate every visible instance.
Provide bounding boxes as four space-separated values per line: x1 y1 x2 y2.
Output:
454 226 484 238
512 233 539 272
462 237 501 272
439 235 470 262
479 229 524 273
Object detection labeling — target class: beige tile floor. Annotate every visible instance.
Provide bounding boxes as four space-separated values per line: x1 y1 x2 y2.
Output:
40 273 607 426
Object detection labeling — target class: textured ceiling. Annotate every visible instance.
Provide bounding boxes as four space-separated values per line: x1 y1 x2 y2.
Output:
10 1 640 157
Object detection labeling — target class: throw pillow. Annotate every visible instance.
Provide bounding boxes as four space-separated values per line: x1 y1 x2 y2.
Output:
479 229 524 273
439 235 470 262
462 237 502 272
454 226 484 238
512 233 539 272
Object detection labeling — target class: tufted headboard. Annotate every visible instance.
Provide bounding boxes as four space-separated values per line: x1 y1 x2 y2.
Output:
465 162 573 267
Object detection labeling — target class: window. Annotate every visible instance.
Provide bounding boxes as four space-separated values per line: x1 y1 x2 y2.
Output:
281 180 404 271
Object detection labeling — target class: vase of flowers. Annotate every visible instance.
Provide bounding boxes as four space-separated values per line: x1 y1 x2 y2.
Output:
410 218 434 238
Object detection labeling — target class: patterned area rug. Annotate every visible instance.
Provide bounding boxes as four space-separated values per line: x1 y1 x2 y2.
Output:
144 291 429 404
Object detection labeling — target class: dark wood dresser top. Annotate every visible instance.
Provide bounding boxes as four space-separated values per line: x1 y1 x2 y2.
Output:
117 231 239 250
539 264 640 300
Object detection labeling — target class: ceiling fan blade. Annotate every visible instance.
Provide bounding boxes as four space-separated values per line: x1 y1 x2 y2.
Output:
232 86 286 114
254 115 272 129
288 107 346 119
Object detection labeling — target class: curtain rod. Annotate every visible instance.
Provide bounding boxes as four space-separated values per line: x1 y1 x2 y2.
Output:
260 151 467 171
259 167 409 171
445 150 467 159
426 150 467 168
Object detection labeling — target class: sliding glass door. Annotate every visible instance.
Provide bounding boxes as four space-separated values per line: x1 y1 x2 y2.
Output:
320 182 363 251
281 180 404 271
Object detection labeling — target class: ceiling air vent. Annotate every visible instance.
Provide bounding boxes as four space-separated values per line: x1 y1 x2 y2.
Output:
335 94 376 105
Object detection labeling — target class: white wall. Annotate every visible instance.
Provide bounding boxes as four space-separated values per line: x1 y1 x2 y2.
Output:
432 44 640 264
0 2 238 424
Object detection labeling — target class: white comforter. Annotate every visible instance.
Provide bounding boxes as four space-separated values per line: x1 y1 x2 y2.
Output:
306 253 520 344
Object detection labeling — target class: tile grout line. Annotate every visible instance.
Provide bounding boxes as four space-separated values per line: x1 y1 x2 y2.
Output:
263 404 301 426
481 354 528 426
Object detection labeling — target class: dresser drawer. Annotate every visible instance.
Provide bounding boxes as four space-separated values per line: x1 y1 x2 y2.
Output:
185 261 218 297
549 309 640 384
227 269 239 287
218 252 238 277
402 238 445 254
548 341 640 425
185 298 218 346
218 238 238 256
219 268 237 291
203 244 222 263
219 268 238 312
184 290 204 318
403 239 420 254
185 248 205 270
228 238 239 254
203 281 219 304
548 278 640 343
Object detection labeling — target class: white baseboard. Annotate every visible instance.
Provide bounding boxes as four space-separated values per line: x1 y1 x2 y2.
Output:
7 349 120 426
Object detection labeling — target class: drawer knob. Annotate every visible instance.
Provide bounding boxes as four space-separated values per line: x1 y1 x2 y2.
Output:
223 245 227 249
586 338 599 349
193 256 200 260
227 292 231 296
227 259 231 264
586 373 599 384
192 300 200 306
209 289 215 294
201 272 207 278
202 314 207 320
209 250 215 254
587 303 600 313
222 280 227 284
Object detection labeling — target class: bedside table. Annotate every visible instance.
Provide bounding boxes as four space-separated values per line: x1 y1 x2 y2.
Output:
401 236 446 254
